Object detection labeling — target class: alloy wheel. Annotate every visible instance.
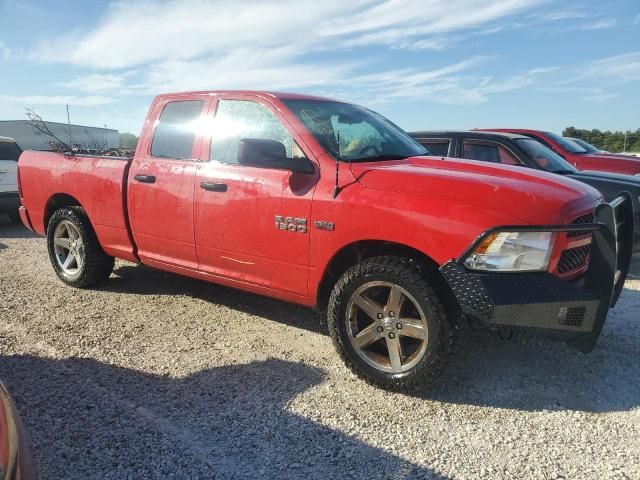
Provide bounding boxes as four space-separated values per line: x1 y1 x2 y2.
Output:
53 220 84 276
345 281 429 373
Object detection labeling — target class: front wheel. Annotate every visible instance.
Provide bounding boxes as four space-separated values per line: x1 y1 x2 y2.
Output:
327 256 455 391
47 207 114 288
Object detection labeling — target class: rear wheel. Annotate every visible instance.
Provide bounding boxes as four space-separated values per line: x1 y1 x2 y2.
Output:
47 207 114 288
328 256 455 391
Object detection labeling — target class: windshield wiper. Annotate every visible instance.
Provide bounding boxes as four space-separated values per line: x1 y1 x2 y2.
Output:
552 169 576 175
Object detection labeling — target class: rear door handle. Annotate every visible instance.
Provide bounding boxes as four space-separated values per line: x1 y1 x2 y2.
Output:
134 174 156 184
200 182 227 193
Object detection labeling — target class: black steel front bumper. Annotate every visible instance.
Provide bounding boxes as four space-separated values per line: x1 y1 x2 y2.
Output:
440 194 634 353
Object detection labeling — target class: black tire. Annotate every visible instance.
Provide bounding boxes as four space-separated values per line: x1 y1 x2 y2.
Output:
327 256 456 391
47 207 114 288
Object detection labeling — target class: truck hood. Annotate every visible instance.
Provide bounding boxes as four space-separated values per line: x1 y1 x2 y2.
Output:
351 156 601 224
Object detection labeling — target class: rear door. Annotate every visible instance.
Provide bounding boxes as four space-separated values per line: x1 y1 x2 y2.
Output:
194 96 317 297
127 97 207 269
0 141 20 194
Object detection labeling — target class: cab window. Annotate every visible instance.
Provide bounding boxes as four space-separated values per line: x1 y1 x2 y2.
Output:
210 100 306 164
462 141 500 163
462 140 521 165
419 139 450 156
151 100 204 159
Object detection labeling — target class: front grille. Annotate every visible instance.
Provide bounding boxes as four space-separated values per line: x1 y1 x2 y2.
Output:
557 245 591 273
559 306 586 327
568 213 595 237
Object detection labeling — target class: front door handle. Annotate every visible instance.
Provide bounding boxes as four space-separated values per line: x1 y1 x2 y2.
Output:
200 182 227 193
134 174 156 184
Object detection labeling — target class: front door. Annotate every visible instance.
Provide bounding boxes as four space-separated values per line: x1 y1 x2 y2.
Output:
194 97 317 297
128 98 206 269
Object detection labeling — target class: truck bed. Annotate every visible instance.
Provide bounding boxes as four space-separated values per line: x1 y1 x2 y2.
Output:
18 151 137 262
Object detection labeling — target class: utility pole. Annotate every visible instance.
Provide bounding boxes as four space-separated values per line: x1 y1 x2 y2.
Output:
104 124 108 148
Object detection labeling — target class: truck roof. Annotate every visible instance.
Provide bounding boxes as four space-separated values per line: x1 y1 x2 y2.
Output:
410 130 530 140
475 128 544 135
155 90 343 103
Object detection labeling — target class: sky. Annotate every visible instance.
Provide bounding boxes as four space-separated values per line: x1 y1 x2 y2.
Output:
0 0 639 135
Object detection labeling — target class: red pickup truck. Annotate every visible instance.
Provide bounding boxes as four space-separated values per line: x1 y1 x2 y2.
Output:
17 91 633 390
481 129 640 176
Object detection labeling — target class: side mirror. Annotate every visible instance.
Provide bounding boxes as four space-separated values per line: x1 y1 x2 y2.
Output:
237 138 314 174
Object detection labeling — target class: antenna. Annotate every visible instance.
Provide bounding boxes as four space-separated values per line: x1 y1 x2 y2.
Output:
333 159 340 199
333 130 341 198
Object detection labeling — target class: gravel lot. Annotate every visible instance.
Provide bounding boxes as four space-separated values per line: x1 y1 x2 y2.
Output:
1 216 639 479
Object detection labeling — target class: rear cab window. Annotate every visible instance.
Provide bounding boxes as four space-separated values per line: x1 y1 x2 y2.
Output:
150 100 204 159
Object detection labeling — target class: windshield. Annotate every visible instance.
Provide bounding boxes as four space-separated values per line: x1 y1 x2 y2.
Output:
515 138 577 173
281 99 428 162
568 137 600 153
543 131 588 154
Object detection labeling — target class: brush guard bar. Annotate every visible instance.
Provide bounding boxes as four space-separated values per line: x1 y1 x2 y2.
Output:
440 193 634 353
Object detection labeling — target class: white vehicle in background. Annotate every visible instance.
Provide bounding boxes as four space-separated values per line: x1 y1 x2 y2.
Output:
0 137 21 223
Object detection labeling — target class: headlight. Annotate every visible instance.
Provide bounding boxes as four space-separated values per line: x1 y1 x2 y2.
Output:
464 231 554 272
635 173 640 177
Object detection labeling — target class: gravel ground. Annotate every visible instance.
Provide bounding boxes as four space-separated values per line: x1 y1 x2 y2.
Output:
1 216 639 480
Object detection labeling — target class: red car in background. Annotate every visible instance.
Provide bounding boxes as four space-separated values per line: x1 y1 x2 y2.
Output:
480 129 640 176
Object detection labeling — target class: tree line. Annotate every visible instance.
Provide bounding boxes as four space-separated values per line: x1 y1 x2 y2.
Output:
562 127 640 153
119 132 138 149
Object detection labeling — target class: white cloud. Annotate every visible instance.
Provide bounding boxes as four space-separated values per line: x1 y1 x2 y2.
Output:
579 52 640 83
143 47 357 93
0 94 114 107
58 71 141 93
528 8 589 22
39 0 546 103
25 1 638 118
573 18 617 30
32 0 543 70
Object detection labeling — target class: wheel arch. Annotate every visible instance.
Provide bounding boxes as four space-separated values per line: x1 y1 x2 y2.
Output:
316 240 461 325
43 193 84 231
